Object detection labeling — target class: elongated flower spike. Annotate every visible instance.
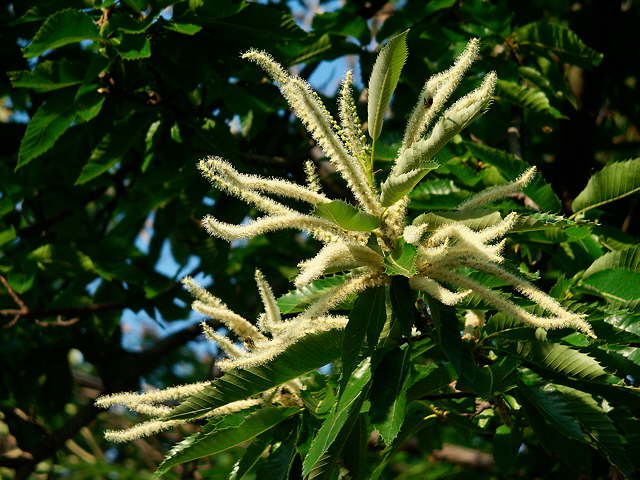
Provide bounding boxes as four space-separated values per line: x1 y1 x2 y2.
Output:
99 36 594 445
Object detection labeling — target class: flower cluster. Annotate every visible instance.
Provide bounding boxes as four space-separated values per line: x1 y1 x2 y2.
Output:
97 37 593 443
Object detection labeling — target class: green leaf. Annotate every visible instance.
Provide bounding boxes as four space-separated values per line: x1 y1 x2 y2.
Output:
156 407 299 474
370 344 411 444
164 22 203 35
582 270 640 304
8 60 85 92
493 425 521 473
253 421 299 480
367 30 408 141
75 115 148 185
572 158 640 216
313 200 380 231
228 433 272 480
380 161 439 206
518 381 584 441
602 313 640 338
582 246 640 304
384 239 417 277
23 9 101 58
513 22 603 68
555 385 633 476
277 275 348 314
0 227 16 248
464 141 562 211
584 246 640 277
17 91 76 168
164 329 343 421
517 341 608 382
497 80 566 119
116 34 151 60
302 357 372 477
342 286 387 384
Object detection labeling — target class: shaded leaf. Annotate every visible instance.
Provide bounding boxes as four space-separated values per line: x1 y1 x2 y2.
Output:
497 80 566 119
17 91 76 168
513 21 603 68
117 34 151 60
302 358 372 477
370 344 411 443
572 158 640 216
8 60 85 92
464 141 562 211
156 407 299 474
555 385 632 476
342 286 387 383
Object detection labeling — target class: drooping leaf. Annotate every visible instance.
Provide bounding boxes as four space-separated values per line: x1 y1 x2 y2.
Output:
572 158 640 216
8 59 85 92
17 91 76 168
517 341 609 382
156 407 299 474
384 239 417 277
75 115 149 185
23 9 101 58
555 385 633 476
513 21 603 68
497 80 566 119
253 420 300 480
164 329 343 421
277 274 348 314
313 200 380 231
370 344 412 444
342 286 387 383
302 358 372 477
367 30 409 141
517 381 584 441
228 432 273 480
464 141 562 211
493 425 522 473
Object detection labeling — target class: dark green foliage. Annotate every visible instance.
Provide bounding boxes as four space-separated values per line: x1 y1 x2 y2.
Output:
1 0 639 479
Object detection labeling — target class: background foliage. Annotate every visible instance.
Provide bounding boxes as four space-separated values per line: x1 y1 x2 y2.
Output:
1 0 639 478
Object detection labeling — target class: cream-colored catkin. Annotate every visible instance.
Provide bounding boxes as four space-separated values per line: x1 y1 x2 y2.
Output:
304 160 323 194
338 70 366 159
192 301 265 340
95 382 210 409
402 38 480 150
428 266 594 337
254 269 282 330
409 276 471 306
457 167 536 211
201 156 329 205
201 321 246 358
202 213 351 243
